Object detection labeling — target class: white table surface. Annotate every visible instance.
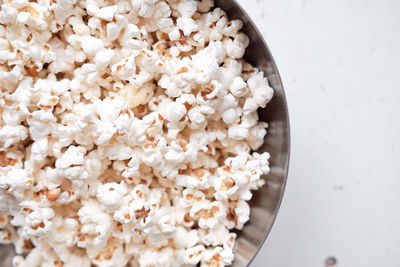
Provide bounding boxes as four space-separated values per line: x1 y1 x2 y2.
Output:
235 0 400 266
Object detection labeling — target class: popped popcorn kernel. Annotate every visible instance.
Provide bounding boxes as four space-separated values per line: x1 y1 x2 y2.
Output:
0 0 274 266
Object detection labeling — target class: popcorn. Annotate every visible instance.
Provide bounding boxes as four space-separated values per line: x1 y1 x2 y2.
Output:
228 125 249 140
80 36 105 56
27 110 56 141
174 0 197 17
131 0 157 18
94 49 115 69
247 71 274 108
202 246 235 266
56 146 86 169
167 27 180 41
173 226 200 249
185 245 206 265
234 200 251 230
166 101 187 123
106 22 121 42
201 225 227 247
96 182 128 210
0 168 33 200
190 200 226 229
78 200 113 249
229 76 248 97
22 207 55 238
224 33 249 59
177 17 200 36
197 0 214 13
0 125 28 147
154 2 173 33
97 5 118 21
16 4 47 30
0 0 275 266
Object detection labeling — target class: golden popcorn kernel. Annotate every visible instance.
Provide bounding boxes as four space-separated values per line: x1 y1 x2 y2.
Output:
135 190 143 198
134 207 150 219
177 66 188 74
145 134 155 141
193 169 205 178
0 151 18 167
26 33 33 42
54 260 63 267
46 188 61 202
184 213 191 223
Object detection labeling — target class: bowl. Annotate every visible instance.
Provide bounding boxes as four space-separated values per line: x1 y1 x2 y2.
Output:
0 1 289 266
213 0 290 266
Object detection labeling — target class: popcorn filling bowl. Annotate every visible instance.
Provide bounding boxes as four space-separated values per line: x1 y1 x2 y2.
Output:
213 0 290 266
0 0 289 266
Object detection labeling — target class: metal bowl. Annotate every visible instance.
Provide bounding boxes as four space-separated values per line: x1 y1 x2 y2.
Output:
213 0 291 266
0 1 289 266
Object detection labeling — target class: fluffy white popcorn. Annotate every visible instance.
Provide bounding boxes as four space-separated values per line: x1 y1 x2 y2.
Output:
177 17 200 36
173 226 199 249
94 49 115 69
247 71 274 108
80 36 105 56
0 0 275 266
78 200 114 249
166 101 187 122
97 182 128 210
154 2 173 33
0 169 33 201
197 0 214 13
27 110 56 141
229 76 249 97
131 0 157 18
0 125 28 147
228 125 249 140
185 245 206 265
234 200 251 230
97 5 118 21
22 207 55 238
224 33 249 59
55 146 86 169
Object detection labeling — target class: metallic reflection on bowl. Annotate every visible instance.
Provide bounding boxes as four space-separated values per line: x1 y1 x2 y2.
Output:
0 1 289 266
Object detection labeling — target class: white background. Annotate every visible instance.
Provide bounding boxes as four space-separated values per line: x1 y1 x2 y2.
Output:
235 0 400 266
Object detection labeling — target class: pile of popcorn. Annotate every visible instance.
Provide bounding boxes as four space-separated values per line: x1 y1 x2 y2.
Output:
0 0 274 266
